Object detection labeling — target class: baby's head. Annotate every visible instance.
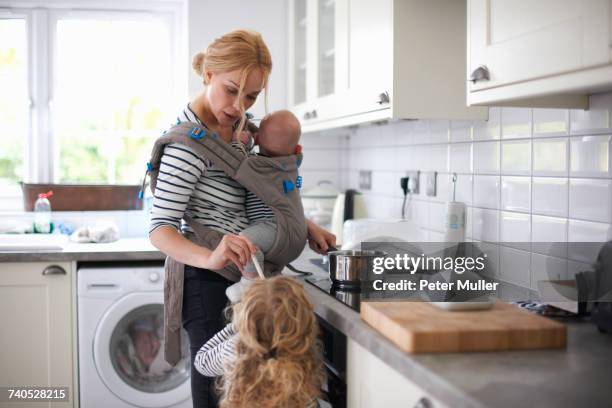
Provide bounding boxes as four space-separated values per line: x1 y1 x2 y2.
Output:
256 110 301 156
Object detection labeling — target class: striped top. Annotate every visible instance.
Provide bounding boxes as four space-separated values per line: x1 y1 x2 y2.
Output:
148 104 272 236
194 323 237 377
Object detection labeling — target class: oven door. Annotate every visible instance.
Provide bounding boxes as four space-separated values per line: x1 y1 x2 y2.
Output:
317 316 347 408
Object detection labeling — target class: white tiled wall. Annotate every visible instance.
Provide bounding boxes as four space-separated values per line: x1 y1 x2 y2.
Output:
304 92 612 291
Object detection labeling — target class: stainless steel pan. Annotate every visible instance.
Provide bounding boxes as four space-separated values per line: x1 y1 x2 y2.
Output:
328 249 386 287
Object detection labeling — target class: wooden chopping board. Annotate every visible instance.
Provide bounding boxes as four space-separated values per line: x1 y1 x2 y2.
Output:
361 301 566 353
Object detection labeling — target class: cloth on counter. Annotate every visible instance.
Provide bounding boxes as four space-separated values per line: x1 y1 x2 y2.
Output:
69 220 120 243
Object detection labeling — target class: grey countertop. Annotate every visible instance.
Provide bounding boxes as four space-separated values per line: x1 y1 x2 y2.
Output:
0 238 165 262
290 249 612 408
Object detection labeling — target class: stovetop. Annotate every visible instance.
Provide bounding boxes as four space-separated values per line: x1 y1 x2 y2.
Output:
305 276 364 312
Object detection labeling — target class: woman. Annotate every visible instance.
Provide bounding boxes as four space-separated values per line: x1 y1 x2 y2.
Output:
148 30 335 408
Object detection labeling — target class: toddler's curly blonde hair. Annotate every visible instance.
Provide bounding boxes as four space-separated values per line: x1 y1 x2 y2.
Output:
218 276 325 408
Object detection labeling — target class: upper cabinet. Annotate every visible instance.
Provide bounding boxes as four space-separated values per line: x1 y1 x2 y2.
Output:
467 0 612 109
287 0 488 133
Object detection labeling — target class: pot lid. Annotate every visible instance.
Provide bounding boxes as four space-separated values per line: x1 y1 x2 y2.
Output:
301 180 340 198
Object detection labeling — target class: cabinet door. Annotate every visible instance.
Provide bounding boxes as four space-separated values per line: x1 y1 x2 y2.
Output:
347 338 446 408
339 0 393 118
0 262 73 408
469 0 612 92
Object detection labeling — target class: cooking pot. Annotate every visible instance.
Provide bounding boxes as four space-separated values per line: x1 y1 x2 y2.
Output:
328 249 386 288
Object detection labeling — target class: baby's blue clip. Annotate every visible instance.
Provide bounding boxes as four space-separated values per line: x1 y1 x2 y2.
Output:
189 127 205 140
138 190 144 199
283 180 295 194
296 176 302 189
176 117 181 124
146 162 153 172
296 156 303 168
246 112 254 119
211 132 219 140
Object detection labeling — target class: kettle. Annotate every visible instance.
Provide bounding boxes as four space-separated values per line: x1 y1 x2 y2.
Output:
331 189 368 246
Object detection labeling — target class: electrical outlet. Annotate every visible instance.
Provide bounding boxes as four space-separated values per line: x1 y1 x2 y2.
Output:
359 170 372 190
406 170 420 194
426 171 437 197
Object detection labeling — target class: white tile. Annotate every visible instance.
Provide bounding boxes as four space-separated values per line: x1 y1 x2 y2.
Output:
427 145 449 172
299 148 341 171
473 175 500 209
449 143 472 174
532 137 568 176
432 173 450 203
532 177 568 217
472 207 499 242
411 120 430 144
569 135 612 178
500 246 531 287
569 92 612 135
501 107 532 139
473 141 500 174
530 254 567 290
567 219 612 263
428 120 450 143
127 211 149 238
449 120 472 142
533 109 569 137
500 211 531 250
501 140 531 175
501 176 531 213
531 215 568 258
569 178 612 223
473 107 500 141
369 147 398 172
449 174 472 205
409 199 429 228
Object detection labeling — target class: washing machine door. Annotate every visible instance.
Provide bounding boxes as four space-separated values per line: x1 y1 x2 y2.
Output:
94 292 191 407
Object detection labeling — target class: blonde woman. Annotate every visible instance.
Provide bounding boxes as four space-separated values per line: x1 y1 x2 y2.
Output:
195 276 325 408
148 30 335 408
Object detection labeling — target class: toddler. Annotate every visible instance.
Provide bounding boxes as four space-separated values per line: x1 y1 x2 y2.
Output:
225 110 303 303
195 276 324 408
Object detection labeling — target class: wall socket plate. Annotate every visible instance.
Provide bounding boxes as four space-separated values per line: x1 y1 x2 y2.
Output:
359 170 372 190
426 171 437 197
406 170 420 194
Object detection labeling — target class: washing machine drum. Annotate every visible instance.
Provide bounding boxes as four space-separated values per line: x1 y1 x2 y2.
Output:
94 292 191 407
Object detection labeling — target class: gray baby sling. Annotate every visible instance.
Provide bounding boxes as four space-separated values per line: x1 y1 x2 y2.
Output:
146 122 307 365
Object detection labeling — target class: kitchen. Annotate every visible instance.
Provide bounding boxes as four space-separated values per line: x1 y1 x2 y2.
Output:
1 0 612 407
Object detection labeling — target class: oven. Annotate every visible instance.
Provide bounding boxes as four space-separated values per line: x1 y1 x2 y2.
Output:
317 316 347 408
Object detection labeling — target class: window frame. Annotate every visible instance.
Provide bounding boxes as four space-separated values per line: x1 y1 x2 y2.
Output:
0 0 186 210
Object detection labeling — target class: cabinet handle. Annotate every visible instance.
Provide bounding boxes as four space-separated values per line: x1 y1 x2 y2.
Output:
376 91 390 105
469 65 490 83
303 111 311 120
42 265 67 276
413 397 433 408
311 109 318 118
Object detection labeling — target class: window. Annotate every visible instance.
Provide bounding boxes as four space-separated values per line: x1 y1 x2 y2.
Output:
0 3 185 210
0 17 27 206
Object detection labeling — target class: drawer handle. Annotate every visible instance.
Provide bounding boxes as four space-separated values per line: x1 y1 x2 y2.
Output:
303 110 318 120
376 91 390 105
42 265 67 276
414 397 433 408
469 65 490 83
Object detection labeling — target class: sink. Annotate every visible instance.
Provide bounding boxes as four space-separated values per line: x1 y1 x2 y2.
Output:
0 234 69 251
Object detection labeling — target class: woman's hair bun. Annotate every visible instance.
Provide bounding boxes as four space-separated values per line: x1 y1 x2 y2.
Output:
192 52 206 77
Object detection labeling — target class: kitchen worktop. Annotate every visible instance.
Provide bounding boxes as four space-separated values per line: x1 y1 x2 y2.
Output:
292 249 612 408
0 237 165 262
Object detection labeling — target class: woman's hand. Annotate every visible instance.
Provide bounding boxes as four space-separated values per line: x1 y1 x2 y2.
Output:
204 234 257 271
306 219 336 254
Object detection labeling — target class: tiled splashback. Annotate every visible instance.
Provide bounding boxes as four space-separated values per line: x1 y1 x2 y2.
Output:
299 92 612 292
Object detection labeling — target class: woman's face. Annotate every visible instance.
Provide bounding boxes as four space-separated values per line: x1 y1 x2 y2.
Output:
205 68 264 126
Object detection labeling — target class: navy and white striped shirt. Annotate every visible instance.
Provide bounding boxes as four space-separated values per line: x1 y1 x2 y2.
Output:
149 105 251 235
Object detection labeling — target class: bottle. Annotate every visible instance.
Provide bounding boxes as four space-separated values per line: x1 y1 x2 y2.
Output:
34 191 53 234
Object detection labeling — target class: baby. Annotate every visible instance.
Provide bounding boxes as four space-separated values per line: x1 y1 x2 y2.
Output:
225 110 302 303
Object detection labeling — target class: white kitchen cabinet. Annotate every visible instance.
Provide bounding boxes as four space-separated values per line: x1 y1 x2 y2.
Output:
347 338 447 408
467 0 612 108
288 0 487 133
0 262 75 408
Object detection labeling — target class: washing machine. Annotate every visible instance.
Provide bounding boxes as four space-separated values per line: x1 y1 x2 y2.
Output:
78 265 191 408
